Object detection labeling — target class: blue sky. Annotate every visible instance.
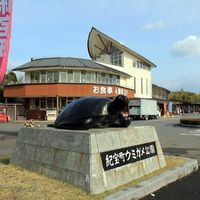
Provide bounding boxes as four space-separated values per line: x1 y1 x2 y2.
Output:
9 0 200 93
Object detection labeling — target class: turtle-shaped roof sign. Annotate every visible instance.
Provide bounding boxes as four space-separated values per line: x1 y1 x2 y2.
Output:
54 95 131 130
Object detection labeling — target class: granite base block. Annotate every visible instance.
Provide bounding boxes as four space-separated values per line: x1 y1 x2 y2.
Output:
10 126 166 194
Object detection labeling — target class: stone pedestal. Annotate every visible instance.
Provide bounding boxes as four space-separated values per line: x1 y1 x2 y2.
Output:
10 126 166 194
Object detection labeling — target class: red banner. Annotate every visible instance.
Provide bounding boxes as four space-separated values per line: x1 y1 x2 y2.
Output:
0 0 12 84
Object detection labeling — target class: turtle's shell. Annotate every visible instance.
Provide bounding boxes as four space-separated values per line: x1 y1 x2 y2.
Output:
54 97 112 126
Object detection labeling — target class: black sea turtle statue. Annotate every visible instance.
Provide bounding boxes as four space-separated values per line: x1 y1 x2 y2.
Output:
53 95 131 130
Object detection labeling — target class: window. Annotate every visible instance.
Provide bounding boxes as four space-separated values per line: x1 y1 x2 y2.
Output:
30 98 40 109
40 98 46 109
141 78 143 95
30 99 35 109
30 72 39 83
116 76 120 85
97 73 102 84
61 71 67 82
108 74 112 85
136 61 143 68
133 61 136 67
68 70 73 83
47 98 57 109
134 77 136 92
35 98 39 109
91 72 96 83
67 97 74 104
110 46 122 66
146 79 148 95
136 61 150 70
41 71 46 83
112 75 117 85
47 72 53 83
105 74 109 84
81 71 86 83
101 73 106 84
74 71 80 83
60 98 67 110
54 72 59 82
86 72 91 83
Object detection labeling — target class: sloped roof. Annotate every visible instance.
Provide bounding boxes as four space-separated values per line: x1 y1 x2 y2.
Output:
87 27 156 67
13 57 131 77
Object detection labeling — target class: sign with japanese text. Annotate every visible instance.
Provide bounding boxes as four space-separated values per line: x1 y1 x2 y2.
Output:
100 141 157 171
0 0 12 83
93 85 128 96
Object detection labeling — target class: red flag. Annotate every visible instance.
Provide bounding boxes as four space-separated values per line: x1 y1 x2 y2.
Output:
0 0 12 84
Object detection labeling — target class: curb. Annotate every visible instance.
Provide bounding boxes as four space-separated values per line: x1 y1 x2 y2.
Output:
103 158 198 200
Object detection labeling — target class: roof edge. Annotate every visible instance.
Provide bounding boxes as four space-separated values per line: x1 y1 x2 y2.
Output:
87 27 156 67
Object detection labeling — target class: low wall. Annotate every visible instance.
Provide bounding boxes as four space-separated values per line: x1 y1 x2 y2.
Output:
10 126 166 194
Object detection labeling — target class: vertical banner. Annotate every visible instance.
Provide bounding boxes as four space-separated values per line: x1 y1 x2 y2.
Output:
168 101 173 113
0 0 13 84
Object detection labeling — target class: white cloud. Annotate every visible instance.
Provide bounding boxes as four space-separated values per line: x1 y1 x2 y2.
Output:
139 20 168 31
172 35 200 58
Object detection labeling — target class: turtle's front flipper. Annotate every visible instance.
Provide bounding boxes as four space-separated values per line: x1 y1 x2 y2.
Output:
111 114 131 128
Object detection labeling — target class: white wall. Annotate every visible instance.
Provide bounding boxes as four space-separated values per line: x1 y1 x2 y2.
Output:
96 51 152 99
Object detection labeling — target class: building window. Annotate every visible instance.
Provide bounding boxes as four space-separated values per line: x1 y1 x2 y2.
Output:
101 73 106 84
141 78 143 95
61 71 67 82
116 76 120 85
67 97 74 104
136 61 150 70
136 61 143 68
86 72 91 83
74 71 80 83
110 46 122 66
91 72 96 83
68 70 73 83
146 79 148 95
81 71 86 83
40 98 46 109
47 72 53 83
30 71 39 83
30 99 35 109
47 98 57 109
112 75 117 85
41 71 46 83
60 97 67 110
54 72 59 82
97 72 102 84
35 98 39 109
134 77 136 92
133 61 136 67
30 98 40 109
105 74 109 84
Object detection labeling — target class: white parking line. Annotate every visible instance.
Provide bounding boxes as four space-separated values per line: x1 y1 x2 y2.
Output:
191 129 200 132
180 133 200 137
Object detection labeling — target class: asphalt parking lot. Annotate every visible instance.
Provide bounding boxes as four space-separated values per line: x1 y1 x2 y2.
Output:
0 115 200 199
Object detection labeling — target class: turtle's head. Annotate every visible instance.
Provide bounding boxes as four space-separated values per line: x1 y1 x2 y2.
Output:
108 95 129 115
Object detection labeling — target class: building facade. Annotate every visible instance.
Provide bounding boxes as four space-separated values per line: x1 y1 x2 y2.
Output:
88 27 156 99
4 27 156 121
4 57 134 120
152 84 171 116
